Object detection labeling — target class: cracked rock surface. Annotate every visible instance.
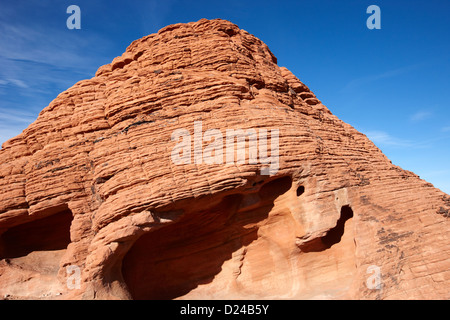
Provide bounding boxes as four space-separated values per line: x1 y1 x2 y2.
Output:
0 18 448 300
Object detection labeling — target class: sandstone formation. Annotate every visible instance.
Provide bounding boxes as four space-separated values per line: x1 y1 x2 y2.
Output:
0 18 448 300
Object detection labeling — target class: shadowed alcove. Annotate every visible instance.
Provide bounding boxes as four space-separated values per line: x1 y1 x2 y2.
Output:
121 176 293 300
0 204 74 299
0 205 73 260
299 205 354 253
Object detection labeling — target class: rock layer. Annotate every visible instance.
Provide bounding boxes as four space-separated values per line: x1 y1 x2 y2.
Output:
0 18 448 300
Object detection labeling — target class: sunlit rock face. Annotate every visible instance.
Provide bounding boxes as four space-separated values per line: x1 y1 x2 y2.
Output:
0 18 448 300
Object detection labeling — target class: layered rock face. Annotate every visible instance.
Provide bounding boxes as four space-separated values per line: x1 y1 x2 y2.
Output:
0 19 448 300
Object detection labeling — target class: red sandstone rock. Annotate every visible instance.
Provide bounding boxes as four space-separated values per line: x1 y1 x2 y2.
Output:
0 18 448 300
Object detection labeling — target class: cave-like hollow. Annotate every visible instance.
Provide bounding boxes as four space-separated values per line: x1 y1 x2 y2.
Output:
0 205 73 260
299 205 354 253
121 176 293 300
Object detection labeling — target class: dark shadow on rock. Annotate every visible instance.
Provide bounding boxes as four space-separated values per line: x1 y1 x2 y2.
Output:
0 205 73 260
121 176 292 300
299 205 354 253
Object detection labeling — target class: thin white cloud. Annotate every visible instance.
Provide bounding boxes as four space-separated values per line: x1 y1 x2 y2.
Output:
364 130 413 148
0 5 116 95
0 78 29 88
0 2 116 147
0 108 37 123
0 125 28 147
409 110 432 122
361 129 449 151
0 108 37 146
341 64 422 93
0 23 107 78
441 126 450 132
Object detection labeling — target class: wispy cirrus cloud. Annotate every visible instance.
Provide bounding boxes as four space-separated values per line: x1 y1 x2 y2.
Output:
0 20 111 85
362 129 449 151
0 108 37 124
0 1 116 146
341 64 422 93
409 110 433 122
0 78 29 88
364 130 413 148
0 108 38 145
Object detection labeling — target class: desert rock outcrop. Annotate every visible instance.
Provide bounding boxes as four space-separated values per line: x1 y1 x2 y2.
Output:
0 18 448 300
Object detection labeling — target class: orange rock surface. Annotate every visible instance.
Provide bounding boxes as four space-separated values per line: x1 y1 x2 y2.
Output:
0 19 448 300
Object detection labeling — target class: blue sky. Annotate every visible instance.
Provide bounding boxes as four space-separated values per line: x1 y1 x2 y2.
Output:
0 0 449 193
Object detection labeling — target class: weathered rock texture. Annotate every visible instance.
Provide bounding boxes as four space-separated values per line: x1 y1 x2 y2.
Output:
0 19 448 300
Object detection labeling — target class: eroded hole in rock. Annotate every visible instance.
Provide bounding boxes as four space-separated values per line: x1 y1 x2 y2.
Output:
296 185 305 197
322 205 353 248
0 205 73 259
300 205 354 253
296 205 356 298
0 205 73 299
121 176 292 300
